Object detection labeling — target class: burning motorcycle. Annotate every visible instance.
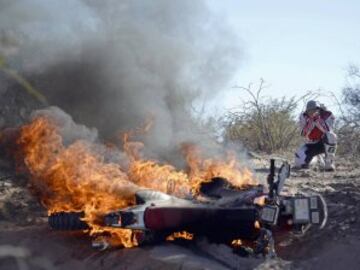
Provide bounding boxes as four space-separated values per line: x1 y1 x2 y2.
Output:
48 159 327 257
49 160 327 256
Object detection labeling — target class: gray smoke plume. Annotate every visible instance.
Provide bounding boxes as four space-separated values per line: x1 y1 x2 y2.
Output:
0 0 243 160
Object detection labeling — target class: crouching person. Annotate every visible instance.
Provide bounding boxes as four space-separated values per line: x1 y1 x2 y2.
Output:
294 100 337 171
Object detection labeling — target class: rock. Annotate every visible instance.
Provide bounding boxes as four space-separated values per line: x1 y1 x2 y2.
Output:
324 186 336 193
255 258 292 270
349 217 357 224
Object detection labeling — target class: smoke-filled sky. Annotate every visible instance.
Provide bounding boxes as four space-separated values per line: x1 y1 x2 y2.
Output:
207 0 360 111
0 0 243 159
1 0 359 137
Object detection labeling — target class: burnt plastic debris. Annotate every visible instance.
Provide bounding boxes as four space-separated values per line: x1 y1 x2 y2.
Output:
199 177 241 198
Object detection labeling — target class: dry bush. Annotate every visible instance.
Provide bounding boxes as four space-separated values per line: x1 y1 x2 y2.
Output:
222 80 312 154
336 125 360 156
335 65 360 156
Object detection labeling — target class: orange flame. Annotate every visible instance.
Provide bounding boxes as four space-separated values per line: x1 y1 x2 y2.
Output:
16 116 137 247
231 239 243 247
181 143 257 194
15 113 258 247
166 231 194 241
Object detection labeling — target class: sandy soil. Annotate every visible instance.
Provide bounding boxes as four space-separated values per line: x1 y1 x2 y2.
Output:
0 157 360 270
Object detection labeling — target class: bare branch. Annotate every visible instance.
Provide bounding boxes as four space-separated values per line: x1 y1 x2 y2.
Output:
225 79 301 153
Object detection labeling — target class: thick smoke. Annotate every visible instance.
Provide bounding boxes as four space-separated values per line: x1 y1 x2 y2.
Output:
0 0 242 160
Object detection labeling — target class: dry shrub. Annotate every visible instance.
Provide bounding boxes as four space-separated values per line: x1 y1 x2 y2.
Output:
222 80 310 154
336 125 360 156
336 65 360 157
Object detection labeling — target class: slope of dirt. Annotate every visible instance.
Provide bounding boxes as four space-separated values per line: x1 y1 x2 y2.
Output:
282 160 360 270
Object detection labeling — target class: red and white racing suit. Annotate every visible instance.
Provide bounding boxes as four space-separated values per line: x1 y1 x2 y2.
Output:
294 110 337 169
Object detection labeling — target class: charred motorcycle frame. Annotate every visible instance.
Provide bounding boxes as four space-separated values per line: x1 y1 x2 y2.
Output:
49 159 327 256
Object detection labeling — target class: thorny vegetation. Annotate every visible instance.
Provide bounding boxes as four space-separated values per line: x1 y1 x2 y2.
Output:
220 79 317 154
335 65 360 157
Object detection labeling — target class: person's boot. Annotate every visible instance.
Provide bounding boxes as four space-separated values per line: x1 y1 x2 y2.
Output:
324 157 335 171
324 144 336 171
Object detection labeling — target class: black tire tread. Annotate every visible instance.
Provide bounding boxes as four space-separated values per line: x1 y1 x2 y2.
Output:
48 212 89 230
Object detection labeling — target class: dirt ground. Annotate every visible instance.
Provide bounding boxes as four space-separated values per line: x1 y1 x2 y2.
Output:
1 155 359 270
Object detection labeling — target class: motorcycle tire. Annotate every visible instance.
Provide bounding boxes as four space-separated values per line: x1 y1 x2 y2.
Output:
48 212 89 230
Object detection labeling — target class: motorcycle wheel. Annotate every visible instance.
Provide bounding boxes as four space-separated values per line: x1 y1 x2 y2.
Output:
48 212 89 230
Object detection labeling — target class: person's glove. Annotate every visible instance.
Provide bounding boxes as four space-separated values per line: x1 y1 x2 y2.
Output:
314 117 328 133
302 119 315 137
